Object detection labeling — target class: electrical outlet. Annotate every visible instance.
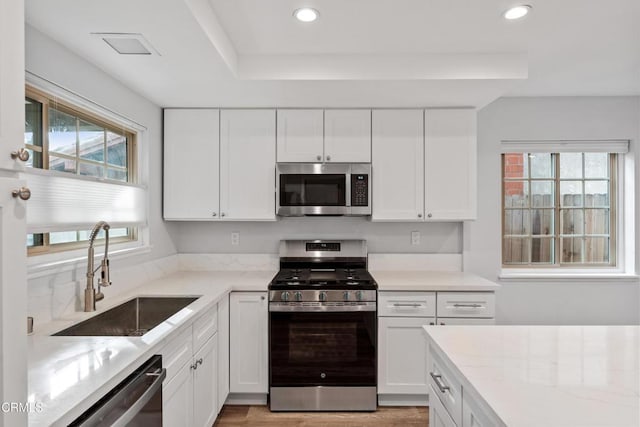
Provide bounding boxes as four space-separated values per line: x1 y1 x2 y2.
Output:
411 231 420 245
231 232 240 245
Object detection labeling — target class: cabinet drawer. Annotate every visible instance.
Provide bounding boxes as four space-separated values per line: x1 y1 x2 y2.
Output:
378 292 436 317
193 305 218 352
428 345 462 426
437 292 495 318
162 326 193 383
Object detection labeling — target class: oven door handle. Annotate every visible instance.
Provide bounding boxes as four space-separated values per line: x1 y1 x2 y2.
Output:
269 302 376 312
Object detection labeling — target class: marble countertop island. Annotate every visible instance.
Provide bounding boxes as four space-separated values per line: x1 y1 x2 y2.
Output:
423 325 640 427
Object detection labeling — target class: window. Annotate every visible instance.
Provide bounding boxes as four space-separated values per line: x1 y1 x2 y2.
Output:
502 152 616 267
25 86 137 255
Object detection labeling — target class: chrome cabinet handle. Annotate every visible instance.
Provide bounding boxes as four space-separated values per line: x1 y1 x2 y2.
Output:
427 213 433 218
261 295 266 300
221 213 225 217
430 372 450 393
12 187 31 201
418 213 422 218
326 155 331 161
212 212 217 217
316 155 322 161
453 303 483 308
11 148 30 162
190 363 198 370
393 303 421 308
197 358 203 366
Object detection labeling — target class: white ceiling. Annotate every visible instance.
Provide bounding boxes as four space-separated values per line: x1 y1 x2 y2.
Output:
25 0 640 108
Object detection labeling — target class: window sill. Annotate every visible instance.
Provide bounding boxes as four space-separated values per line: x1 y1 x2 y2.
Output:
27 244 152 280
499 270 639 284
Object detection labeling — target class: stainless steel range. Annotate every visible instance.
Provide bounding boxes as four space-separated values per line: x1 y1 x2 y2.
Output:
268 240 377 411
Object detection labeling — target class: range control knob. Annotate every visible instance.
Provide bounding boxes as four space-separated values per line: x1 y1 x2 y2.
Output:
281 291 290 302
294 291 303 302
356 290 364 301
319 291 327 302
343 291 350 301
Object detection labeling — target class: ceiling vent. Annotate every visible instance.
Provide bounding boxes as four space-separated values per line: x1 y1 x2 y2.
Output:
92 33 160 55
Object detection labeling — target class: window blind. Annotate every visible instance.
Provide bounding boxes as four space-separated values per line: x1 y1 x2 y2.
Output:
22 170 147 234
500 140 629 153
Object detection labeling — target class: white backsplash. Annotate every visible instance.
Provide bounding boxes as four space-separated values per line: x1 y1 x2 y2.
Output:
27 255 180 326
177 253 279 271
368 253 462 271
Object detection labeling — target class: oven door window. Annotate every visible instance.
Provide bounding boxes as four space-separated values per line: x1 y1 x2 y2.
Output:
279 174 346 207
270 311 376 386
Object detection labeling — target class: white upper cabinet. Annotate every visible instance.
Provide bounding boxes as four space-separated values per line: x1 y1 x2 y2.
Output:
220 109 276 220
324 109 371 163
424 109 477 221
164 109 220 220
372 109 425 221
277 109 324 162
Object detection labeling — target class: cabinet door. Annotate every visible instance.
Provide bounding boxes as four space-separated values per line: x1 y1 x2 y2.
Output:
164 109 220 220
372 110 424 221
217 294 230 412
276 109 324 162
0 0 25 172
220 110 276 220
163 361 193 427
230 292 268 393
324 109 371 163
378 317 433 395
0 178 28 427
193 335 218 427
424 109 477 221
429 385 458 427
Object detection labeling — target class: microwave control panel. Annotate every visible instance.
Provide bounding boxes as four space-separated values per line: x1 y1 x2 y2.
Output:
351 174 369 207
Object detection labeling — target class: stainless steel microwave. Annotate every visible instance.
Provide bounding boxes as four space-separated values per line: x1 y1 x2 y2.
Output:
276 163 371 216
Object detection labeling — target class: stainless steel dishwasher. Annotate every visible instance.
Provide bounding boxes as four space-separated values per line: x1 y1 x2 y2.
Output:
69 354 166 426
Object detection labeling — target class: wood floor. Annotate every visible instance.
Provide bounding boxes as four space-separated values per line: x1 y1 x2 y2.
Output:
213 405 428 427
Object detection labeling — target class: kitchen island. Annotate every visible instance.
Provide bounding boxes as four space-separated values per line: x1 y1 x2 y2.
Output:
422 325 639 427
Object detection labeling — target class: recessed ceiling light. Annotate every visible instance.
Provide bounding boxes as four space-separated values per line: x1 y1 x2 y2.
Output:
503 5 532 20
293 8 319 23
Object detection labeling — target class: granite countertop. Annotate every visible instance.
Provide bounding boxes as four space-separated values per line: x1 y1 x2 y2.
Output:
371 270 500 291
28 270 275 426
423 325 640 427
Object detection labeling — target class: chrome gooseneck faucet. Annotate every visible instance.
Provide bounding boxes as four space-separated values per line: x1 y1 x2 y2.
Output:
85 221 112 312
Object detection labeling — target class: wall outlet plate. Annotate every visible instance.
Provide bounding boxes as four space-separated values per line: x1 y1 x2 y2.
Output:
231 232 240 245
411 231 420 245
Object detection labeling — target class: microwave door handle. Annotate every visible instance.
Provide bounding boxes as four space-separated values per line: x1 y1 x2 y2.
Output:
109 368 166 427
345 172 351 209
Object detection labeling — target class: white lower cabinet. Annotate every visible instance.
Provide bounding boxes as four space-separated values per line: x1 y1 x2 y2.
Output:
163 361 193 427
427 340 501 427
378 317 434 395
378 291 495 406
429 385 457 427
217 294 230 412
193 335 218 427
162 300 227 427
230 292 268 394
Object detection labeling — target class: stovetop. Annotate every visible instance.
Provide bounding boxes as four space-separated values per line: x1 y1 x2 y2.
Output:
269 267 377 290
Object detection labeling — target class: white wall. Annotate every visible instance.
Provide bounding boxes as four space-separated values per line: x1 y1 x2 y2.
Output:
25 26 177 322
465 96 640 325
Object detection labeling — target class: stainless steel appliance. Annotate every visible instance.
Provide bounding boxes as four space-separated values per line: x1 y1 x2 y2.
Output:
269 240 377 411
276 163 371 216
69 355 166 426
